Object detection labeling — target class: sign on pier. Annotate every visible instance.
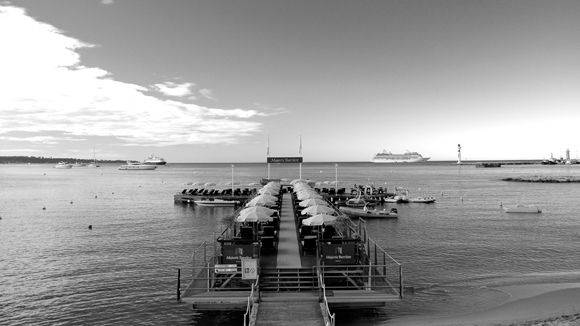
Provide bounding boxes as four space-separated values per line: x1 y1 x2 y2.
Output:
241 258 258 280
214 264 237 274
266 157 303 163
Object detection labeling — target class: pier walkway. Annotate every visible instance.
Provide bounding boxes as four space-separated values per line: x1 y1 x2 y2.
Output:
276 193 302 268
255 293 324 326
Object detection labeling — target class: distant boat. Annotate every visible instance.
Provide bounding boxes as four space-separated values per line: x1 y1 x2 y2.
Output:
501 203 542 214
339 206 398 219
371 149 429 163
72 162 87 167
194 199 239 207
118 161 157 170
143 154 167 165
87 147 100 168
409 196 436 203
54 161 72 169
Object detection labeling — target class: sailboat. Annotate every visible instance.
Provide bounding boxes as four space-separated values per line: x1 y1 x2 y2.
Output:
87 147 100 168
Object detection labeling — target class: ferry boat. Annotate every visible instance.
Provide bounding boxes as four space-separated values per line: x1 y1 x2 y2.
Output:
54 161 72 169
118 161 157 170
143 154 167 165
371 149 430 163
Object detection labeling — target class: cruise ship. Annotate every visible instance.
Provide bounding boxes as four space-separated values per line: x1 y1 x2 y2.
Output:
143 154 167 165
371 149 430 163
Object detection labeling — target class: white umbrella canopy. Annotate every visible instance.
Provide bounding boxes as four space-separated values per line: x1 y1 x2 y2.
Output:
290 179 307 185
240 206 278 217
293 184 312 191
296 192 322 201
236 212 275 223
301 205 336 216
204 182 216 187
245 196 277 207
258 188 279 195
299 198 328 207
302 214 337 226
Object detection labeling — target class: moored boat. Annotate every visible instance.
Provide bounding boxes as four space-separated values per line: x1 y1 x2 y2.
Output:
118 161 157 170
501 203 542 213
339 206 398 219
54 161 72 169
409 196 436 203
194 199 239 207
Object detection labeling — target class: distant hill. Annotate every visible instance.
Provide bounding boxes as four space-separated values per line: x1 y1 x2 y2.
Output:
0 156 126 164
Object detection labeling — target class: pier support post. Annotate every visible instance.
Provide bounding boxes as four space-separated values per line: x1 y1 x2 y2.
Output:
177 268 181 302
399 265 403 299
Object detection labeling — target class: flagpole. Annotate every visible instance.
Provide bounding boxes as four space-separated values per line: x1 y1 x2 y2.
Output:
299 134 302 180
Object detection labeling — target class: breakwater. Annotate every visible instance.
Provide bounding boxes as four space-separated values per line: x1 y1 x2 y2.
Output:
502 176 580 183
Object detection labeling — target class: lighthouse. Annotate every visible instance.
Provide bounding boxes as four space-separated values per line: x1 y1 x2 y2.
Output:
566 148 571 165
457 144 462 165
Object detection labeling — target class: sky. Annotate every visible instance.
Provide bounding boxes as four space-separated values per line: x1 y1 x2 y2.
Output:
1 0 579 162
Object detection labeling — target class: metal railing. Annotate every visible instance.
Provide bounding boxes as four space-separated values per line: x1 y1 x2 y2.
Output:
243 275 260 326
317 269 336 326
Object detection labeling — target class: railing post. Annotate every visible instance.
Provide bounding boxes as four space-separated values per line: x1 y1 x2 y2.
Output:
207 261 210 292
383 252 386 276
374 243 378 265
367 260 372 290
177 268 181 302
399 265 403 299
203 242 207 264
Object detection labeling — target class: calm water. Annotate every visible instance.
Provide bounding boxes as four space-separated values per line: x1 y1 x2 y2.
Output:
1 163 579 325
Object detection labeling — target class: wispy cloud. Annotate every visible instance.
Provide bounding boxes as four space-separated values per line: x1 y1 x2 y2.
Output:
0 5 265 147
199 88 216 101
100 0 114 5
152 81 195 98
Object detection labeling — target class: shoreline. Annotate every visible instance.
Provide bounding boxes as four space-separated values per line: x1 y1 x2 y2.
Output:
389 283 580 326
502 176 580 183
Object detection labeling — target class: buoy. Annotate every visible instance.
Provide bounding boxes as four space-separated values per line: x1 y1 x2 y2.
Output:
112 192 114 194
42 206 46 210
88 225 93 230
70 201 73 204
94 195 98 198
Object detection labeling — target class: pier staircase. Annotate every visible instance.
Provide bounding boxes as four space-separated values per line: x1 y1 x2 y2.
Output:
259 268 318 292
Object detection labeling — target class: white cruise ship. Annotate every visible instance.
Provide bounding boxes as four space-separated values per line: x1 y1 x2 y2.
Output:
371 149 430 163
143 154 167 165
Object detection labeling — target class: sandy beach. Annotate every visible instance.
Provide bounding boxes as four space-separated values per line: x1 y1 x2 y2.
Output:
390 283 580 326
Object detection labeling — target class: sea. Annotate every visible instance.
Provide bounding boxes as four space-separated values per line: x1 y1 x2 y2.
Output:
1 162 579 325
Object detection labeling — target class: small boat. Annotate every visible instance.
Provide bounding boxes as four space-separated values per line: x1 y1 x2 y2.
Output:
194 199 239 207
384 195 409 203
409 196 436 203
118 161 157 170
501 203 542 213
345 190 371 207
54 161 72 169
72 162 87 167
339 206 398 219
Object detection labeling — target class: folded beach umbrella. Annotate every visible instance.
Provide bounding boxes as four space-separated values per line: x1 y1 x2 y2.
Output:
301 205 335 216
299 198 328 207
302 214 337 226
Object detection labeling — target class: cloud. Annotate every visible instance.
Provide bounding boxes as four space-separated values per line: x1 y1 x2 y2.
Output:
152 81 195 97
199 88 216 100
0 5 265 147
100 0 114 5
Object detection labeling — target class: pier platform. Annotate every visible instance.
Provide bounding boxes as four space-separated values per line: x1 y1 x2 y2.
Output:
180 180 404 325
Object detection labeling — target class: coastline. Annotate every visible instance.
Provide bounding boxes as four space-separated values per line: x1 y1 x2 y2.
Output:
389 283 580 326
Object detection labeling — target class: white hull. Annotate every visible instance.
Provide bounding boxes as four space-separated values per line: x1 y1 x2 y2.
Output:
371 157 430 163
194 200 238 207
118 165 157 170
503 206 542 213
54 164 72 169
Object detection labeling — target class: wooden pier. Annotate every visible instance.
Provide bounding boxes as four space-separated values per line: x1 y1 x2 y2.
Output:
179 181 404 325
